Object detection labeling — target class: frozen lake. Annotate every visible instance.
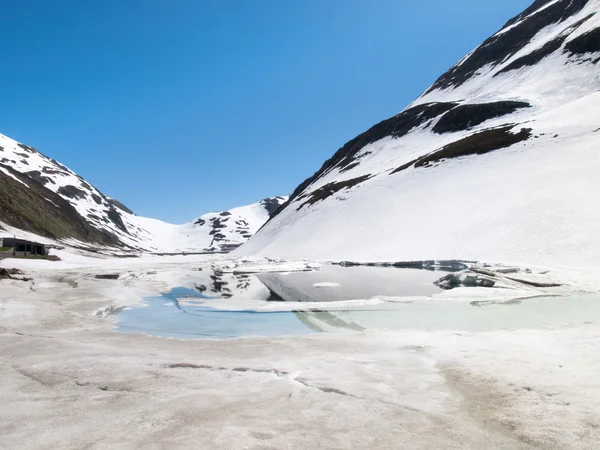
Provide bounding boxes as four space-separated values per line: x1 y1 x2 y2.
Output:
115 266 600 339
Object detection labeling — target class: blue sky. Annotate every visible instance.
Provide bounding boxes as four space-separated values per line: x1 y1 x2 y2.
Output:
0 0 532 223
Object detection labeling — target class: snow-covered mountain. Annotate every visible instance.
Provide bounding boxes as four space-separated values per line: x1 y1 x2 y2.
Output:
240 0 600 267
0 132 287 252
125 196 288 253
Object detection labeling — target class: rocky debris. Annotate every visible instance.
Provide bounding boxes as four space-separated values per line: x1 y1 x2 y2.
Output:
209 274 230 295
94 274 120 280
92 305 128 317
0 268 31 282
435 265 564 291
435 272 496 290
494 266 521 274
0 268 23 279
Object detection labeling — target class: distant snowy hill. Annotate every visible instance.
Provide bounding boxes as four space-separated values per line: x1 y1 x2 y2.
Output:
0 132 286 252
124 197 288 253
241 0 600 267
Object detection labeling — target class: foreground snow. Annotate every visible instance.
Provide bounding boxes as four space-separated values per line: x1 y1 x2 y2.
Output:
1 252 600 448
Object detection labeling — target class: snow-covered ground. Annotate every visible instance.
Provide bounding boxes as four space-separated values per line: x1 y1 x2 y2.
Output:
2 251 600 448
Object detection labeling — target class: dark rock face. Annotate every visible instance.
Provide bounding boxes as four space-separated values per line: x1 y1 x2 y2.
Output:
393 126 532 174
504 0 555 28
260 197 286 215
425 0 590 92
0 164 121 245
297 174 372 210
565 26 600 55
42 166 66 175
50 159 71 173
210 218 228 230
432 101 531 134
57 185 88 200
497 14 596 75
3 135 137 248
322 102 458 173
498 35 569 75
106 206 129 234
24 170 55 186
270 102 458 220
107 198 134 215
16 143 36 153
209 273 230 295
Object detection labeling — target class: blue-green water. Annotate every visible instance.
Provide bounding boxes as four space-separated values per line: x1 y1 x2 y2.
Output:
116 287 315 339
115 268 600 340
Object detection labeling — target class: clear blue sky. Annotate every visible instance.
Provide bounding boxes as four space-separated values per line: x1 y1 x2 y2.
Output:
0 0 532 223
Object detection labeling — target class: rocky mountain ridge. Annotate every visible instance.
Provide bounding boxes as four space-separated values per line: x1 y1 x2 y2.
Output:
0 132 286 252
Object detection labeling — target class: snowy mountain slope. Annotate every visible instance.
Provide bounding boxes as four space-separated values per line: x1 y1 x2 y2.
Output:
0 133 133 246
0 132 287 252
0 163 120 245
240 0 600 267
